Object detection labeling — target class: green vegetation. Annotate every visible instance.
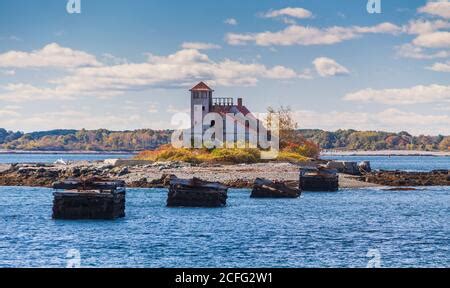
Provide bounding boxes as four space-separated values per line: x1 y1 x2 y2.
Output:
134 144 313 164
0 128 171 151
0 127 448 152
297 129 450 151
135 106 320 164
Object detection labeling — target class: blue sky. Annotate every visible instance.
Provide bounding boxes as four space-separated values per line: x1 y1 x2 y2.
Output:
0 0 449 134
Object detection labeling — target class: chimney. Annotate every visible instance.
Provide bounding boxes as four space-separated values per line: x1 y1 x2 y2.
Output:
237 98 243 107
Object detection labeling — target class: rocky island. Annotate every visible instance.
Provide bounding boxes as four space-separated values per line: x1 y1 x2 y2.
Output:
0 159 448 189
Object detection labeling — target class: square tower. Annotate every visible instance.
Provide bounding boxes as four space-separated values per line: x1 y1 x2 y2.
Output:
190 81 214 130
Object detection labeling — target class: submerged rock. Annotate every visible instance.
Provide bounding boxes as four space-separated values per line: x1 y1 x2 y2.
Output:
251 178 301 198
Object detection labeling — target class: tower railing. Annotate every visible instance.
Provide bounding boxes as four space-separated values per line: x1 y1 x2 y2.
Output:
212 98 234 106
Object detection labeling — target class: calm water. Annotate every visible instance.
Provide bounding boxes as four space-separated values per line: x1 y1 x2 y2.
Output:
0 155 449 267
0 187 449 268
323 155 450 171
0 153 134 164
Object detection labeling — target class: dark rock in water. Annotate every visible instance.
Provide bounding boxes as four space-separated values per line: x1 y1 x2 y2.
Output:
382 187 420 191
251 178 301 198
325 161 361 175
168 176 228 207
365 170 450 186
299 167 339 192
52 178 126 220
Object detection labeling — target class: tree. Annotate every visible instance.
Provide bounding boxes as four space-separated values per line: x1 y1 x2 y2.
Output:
439 137 450 151
266 106 298 147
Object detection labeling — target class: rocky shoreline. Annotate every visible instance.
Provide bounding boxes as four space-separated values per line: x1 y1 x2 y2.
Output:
0 161 448 189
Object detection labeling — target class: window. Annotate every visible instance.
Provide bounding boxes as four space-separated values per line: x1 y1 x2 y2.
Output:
202 106 205 111
210 120 215 127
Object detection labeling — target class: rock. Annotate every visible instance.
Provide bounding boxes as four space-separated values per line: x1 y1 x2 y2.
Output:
103 159 120 166
223 178 252 188
358 161 371 173
382 187 420 191
325 161 361 175
168 176 228 207
299 167 339 192
251 178 301 198
365 170 450 186
118 167 129 176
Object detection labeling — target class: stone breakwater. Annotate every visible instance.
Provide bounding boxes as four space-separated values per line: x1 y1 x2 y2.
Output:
0 161 448 189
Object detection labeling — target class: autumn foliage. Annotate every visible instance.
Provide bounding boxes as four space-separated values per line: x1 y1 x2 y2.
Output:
135 106 320 164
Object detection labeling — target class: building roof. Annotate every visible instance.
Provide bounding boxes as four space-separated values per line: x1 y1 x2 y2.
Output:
190 81 214 91
211 105 251 116
211 105 259 134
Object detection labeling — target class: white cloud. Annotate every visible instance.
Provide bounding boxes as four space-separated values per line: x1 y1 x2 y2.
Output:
0 46 307 102
427 60 450 72
343 84 450 105
224 18 238 26
418 0 450 19
0 43 101 69
404 19 450 35
395 43 450 59
181 42 221 50
293 108 450 135
398 18 450 59
0 83 77 102
0 69 15 75
263 7 313 19
226 23 401 46
313 57 349 77
413 31 450 48
166 105 189 114
0 107 21 117
0 109 171 131
101 53 128 65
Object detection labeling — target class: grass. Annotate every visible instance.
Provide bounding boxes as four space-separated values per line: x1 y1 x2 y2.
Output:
134 142 318 164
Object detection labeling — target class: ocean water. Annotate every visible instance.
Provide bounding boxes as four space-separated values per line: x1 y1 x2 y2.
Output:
323 155 450 171
0 186 449 268
0 155 449 267
0 153 134 164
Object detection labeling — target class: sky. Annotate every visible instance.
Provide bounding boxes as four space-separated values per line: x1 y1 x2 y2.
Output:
0 0 449 135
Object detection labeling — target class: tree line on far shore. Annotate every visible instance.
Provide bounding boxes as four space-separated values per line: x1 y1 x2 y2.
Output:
0 127 449 152
297 129 450 151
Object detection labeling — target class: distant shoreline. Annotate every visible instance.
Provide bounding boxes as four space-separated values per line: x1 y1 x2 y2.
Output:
1 149 449 157
0 150 138 155
321 150 450 157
